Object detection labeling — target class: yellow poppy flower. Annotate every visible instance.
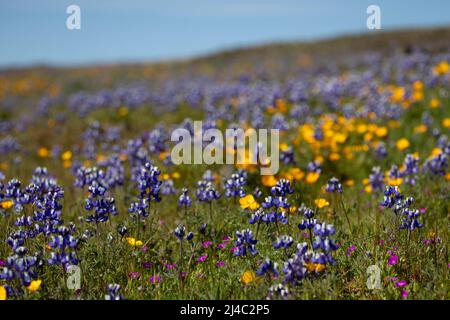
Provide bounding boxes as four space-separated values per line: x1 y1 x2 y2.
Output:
159 151 168 161
386 177 403 186
375 126 388 138
333 133 347 144
305 172 320 184
171 172 181 179
266 106 276 114
0 200 14 210
432 61 449 75
37 147 49 158
240 270 256 285
396 138 410 151
344 179 355 187
161 173 170 180
61 150 72 161
126 237 143 247
391 87 405 103
315 198 329 208
431 148 442 157
429 98 440 109
0 162 8 171
289 168 305 181
414 124 427 134
0 286 6 300
96 154 107 162
261 175 277 187
275 99 287 113
329 153 340 161
356 124 367 134
281 206 298 215
412 80 423 91
443 118 450 128
239 194 260 210
305 262 326 273
279 143 290 152
27 280 42 292
314 155 324 164
412 90 423 101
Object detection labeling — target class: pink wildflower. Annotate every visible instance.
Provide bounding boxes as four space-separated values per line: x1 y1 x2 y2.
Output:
216 261 225 267
388 255 398 265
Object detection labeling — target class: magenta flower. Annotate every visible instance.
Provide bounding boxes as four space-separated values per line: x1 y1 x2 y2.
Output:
216 261 225 267
394 280 408 287
142 262 153 269
128 271 140 279
346 245 357 257
231 247 238 253
163 261 177 270
202 241 212 248
197 254 208 262
419 208 427 214
141 245 148 253
401 290 409 298
0 259 5 267
169 263 177 270
217 243 226 249
388 255 399 265
149 275 161 284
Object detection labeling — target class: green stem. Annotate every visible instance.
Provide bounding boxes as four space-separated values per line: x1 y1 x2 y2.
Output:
340 197 353 236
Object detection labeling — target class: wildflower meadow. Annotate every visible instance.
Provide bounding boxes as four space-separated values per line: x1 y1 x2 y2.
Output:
0 28 449 301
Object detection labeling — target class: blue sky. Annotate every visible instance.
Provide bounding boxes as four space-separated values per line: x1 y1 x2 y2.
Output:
1 0 449 67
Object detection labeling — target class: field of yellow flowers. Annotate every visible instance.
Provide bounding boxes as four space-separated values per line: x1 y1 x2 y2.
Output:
0 29 449 300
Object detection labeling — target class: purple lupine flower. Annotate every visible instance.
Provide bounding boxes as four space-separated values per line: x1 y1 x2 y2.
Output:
257 258 279 276
178 188 192 207
271 179 294 197
234 229 258 256
273 235 294 249
105 283 125 300
368 166 385 192
224 172 246 199
196 180 220 203
325 177 343 193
